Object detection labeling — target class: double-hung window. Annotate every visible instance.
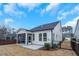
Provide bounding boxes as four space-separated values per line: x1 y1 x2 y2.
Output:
39 33 42 41
43 33 47 41
33 34 35 41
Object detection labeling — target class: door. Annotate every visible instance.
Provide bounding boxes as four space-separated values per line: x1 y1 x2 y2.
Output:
27 34 32 45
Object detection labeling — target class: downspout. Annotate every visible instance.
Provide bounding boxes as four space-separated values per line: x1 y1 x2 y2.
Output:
51 29 53 47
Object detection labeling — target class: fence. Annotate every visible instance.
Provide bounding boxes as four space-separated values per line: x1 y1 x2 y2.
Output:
0 40 16 45
71 38 79 55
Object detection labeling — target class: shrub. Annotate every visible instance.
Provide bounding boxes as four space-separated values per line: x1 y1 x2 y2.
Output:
52 44 58 48
44 43 50 50
51 41 58 48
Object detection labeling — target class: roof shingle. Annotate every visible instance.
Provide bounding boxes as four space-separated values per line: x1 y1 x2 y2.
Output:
30 21 60 32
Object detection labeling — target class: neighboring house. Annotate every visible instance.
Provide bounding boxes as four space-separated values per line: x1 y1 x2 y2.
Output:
74 19 79 41
63 33 71 40
16 21 62 47
62 26 73 41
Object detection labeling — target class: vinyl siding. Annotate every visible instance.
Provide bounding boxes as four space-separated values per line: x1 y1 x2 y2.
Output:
52 22 62 44
32 30 52 46
74 20 79 40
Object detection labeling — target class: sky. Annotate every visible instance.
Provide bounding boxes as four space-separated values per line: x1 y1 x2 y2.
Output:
0 3 79 31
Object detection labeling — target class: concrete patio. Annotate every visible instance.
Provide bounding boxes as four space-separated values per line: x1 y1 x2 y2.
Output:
20 44 43 50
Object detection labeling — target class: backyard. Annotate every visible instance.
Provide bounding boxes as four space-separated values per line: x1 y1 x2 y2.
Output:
0 43 76 56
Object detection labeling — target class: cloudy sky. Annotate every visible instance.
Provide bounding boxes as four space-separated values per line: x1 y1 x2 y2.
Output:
0 3 79 31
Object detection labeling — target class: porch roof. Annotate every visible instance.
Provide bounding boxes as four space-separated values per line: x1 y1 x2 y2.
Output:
16 28 30 33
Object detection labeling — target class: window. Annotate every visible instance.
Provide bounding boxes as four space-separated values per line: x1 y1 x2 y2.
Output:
39 33 42 41
33 34 35 41
43 33 47 41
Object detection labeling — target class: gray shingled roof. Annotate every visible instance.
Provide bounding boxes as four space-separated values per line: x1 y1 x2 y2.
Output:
17 28 30 33
30 21 60 32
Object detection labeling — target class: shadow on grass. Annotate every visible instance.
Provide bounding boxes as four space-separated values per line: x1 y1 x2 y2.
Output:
39 47 60 51
39 47 74 51
60 48 72 50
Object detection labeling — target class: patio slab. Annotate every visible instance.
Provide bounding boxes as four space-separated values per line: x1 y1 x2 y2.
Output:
21 44 43 50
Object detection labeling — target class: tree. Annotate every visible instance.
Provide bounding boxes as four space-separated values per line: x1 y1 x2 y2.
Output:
62 26 73 33
66 26 73 33
0 25 7 40
62 26 67 32
62 26 73 41
0 24 16 40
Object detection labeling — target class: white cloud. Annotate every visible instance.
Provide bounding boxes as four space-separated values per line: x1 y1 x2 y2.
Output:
3 3 40 16
40 3 59 15
57 11 70 20
18 3 41 12
4 4 15 13
63 16 79 32
45 3 59 12
4 18 13 25
57 5 79 20
3 4 25 16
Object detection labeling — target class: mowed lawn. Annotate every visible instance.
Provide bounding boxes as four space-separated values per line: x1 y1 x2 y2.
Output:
0 44 77 56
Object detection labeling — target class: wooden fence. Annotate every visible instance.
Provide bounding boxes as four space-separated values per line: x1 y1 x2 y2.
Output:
71 38 79 56
0 40 16 45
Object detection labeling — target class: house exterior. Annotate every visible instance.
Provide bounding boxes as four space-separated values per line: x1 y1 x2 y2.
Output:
74 19 79 41
62 26 73 41
16 21 62 47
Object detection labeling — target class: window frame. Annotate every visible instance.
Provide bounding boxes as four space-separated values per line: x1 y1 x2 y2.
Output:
39 33 42 41
43 33 47 41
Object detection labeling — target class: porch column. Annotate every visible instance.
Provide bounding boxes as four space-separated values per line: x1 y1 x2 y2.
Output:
25 33 27 45
31 34 33 44
16 34 18 44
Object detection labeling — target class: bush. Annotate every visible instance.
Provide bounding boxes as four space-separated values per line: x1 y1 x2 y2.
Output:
51 41 58 48
52 44 58 48
44 43 50 50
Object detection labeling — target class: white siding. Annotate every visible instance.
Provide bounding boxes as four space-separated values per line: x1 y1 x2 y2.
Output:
53 22 62 44
74 20 79 40
32 30 52 46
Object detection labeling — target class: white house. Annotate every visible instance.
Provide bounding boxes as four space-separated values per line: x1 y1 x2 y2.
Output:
16 21 62 47
62 26 73 41
74 19 79 41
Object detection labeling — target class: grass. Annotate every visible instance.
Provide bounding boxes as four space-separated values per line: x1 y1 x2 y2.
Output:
0 44 76 56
